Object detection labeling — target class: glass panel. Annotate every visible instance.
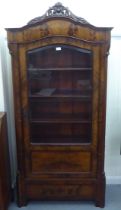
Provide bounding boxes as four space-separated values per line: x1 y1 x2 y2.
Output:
27 45 92 68
28 70 92 96
29 98 91 121
30 123 91 144
27 45 93 144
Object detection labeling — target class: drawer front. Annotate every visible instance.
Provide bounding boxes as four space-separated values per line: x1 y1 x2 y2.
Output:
26 182 95 200
31 151 91 173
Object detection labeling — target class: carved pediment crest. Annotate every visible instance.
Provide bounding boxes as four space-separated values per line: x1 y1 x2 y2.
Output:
28 2 89 25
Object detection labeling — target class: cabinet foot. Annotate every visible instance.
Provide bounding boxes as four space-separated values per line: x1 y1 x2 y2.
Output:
95 174 106 208
16 173 27 207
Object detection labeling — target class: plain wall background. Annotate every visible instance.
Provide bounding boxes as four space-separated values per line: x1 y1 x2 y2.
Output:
0 0 121 186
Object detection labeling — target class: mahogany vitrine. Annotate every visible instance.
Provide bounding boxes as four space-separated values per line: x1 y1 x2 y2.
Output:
6 2 112 207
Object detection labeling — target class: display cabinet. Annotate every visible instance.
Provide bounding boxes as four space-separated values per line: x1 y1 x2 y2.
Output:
6 2 112 207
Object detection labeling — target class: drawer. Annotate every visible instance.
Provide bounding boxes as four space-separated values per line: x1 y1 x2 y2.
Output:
31 151 91 173
26 182 95 200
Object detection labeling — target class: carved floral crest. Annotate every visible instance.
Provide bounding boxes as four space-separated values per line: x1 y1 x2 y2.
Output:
28 2 89 25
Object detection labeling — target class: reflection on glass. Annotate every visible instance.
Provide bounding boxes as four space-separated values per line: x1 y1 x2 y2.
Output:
28 69 92 97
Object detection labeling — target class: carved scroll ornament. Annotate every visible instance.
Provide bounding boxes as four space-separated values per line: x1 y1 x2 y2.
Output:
28 2 89 25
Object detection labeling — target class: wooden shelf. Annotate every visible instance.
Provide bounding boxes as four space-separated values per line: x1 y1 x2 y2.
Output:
30 137 91 144
29 94 91 99
29 88 92 98
30 119 92 124
28 67 92 71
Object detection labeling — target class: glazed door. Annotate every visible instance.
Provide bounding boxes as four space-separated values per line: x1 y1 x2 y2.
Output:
27 45 92 145
19 43 99 178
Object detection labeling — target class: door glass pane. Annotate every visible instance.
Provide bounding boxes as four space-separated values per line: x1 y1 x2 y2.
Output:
27 45 93 144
